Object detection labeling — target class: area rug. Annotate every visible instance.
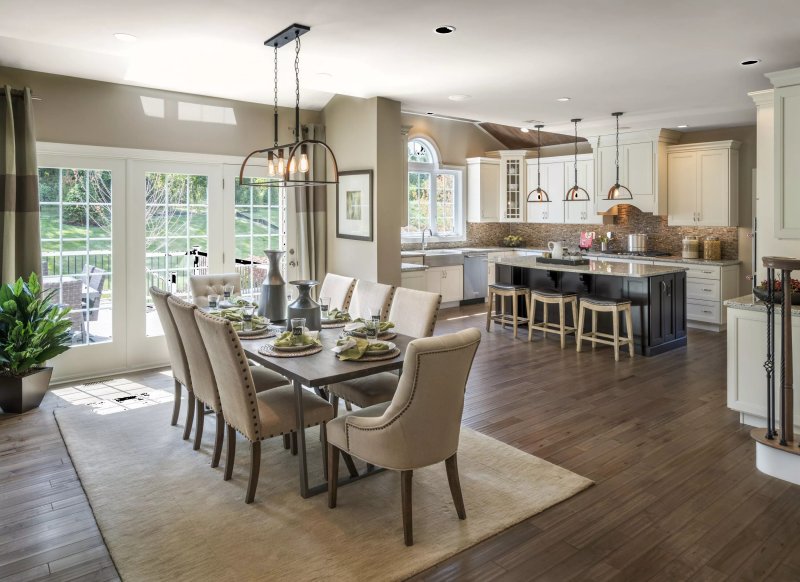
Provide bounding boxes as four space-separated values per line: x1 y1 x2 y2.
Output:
55 402 591 581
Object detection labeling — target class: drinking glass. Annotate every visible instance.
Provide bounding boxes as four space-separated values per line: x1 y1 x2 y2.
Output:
208 294 220 309
242 305 256 331
365 318 378 340
223 284 234 301
319 296 331 320
290 317 306 345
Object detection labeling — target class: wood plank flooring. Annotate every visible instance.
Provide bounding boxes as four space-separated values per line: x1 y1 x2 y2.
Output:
1 305 798 581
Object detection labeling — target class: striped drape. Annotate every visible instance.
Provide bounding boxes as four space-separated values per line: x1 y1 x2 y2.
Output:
0 86 40 283
295 124 327 283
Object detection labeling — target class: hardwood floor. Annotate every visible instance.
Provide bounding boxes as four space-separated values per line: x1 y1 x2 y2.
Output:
1 305 798 581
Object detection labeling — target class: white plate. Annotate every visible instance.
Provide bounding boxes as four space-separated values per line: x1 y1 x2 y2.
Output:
268 340 315 352
344 322 365 332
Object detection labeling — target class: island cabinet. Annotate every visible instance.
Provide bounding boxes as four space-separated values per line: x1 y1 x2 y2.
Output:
666 141 740 227
495 257 688 356
590 129 680 215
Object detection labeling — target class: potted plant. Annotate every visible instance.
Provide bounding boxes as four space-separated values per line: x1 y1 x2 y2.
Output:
0 273 73 413
502 234 524 248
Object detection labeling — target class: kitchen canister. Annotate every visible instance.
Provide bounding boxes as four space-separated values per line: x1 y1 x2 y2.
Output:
704 235 721 260
682 235 700 259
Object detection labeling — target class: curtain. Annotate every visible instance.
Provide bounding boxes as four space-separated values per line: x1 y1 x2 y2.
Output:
295 124 327 283
0 86 40 283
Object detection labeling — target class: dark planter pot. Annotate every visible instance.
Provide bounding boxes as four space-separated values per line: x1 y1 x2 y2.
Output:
0 367 54 414
753 287 800 305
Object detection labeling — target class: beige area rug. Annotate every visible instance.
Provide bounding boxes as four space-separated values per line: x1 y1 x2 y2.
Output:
55 402 592 581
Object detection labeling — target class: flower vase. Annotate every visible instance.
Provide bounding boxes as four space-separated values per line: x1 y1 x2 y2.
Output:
258 250 287 323
288 280 321 331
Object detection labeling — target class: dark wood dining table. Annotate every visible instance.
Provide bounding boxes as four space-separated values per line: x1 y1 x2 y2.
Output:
239 328 412 498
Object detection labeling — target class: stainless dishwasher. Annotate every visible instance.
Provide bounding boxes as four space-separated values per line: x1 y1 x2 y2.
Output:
462 252 489 304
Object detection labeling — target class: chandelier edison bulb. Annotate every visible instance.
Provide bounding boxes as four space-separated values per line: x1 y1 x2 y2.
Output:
299 145 310 173
289 156 297 173
267 152 276 176
277 150 285 175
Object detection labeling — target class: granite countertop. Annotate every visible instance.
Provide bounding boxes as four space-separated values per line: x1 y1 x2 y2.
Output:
583 252 740 267
497 256 688 278
724 295 800 317
401 262 429 272
401 247 547 257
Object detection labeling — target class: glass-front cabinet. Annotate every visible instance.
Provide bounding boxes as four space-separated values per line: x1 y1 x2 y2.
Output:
499 150 527 222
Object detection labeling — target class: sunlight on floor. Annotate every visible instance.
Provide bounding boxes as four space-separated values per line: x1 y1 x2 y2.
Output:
51 377 173 415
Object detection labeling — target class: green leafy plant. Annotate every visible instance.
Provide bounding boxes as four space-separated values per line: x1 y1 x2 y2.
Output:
0 273 73 377
502 235 524 248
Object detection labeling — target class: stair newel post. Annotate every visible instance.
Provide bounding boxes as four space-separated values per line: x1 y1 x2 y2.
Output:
765 266 776 440
780 267 794 446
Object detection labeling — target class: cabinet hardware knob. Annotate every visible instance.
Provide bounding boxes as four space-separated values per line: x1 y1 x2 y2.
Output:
703 310 712 314
703 288 712 292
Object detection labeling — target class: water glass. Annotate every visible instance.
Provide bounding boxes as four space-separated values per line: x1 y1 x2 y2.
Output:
365 318 378 340
208 294 220 309
223 284 234 300
290 318 306 344
242 305 255 331
319 296 331 320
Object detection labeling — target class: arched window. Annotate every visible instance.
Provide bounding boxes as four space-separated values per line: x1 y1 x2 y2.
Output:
404 137 463 238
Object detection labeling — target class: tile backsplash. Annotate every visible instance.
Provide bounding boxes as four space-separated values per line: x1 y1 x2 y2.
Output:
402 205 739 259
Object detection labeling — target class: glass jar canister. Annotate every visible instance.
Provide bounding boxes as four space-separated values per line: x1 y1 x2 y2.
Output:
704 236 721 260
682 235 700 259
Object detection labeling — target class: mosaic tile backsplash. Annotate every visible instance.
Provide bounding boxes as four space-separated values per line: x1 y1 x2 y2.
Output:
402 205 739 259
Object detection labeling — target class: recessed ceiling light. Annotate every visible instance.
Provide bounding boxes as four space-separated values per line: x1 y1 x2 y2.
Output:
113 33 137 42
677 124 689 129
448 94 471 101
556 97 571 102
520 127 530 133
426 112 435 115
740 59 761 66
434 25 456 35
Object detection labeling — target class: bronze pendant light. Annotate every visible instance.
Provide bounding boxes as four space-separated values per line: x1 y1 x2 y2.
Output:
526 124 550 203
606 112 633 200
565 118 589 201
239 24 338 189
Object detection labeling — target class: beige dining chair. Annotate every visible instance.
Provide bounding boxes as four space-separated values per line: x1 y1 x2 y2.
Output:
194 309 334 503
190 273 241 307
167 295 292 466
326 288 441 416
348 279 395 321
318 273 356 311
150 287 195 439
326 328 481 545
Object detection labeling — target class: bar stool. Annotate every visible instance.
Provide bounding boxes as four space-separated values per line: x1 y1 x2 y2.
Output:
576 297 634 361
528 289 578 349
486 284 531 339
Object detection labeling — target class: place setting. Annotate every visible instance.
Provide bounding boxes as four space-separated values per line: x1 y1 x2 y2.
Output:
207 293 277 340
342 312 397 341
258 317 323 358
319 296 351 329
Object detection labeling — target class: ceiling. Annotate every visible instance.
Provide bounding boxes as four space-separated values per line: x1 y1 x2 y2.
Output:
2 0 799 135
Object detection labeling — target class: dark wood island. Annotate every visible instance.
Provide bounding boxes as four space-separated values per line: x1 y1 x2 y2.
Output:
496 256 688 356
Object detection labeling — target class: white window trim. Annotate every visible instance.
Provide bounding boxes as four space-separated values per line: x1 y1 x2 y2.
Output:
402 138 466 243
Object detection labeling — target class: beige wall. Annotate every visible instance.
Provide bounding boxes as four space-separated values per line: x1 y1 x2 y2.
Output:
1 65 321 156
401 113 503 165
376 99 403 286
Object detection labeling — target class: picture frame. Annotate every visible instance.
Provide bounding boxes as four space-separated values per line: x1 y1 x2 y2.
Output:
336 169 373 241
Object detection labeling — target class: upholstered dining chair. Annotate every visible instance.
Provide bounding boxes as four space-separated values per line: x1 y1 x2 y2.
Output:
348 279 395 321
150 287 194 439
318 273 356 311
167 295 292 466
189 273 241 307
326 328 481 545
194 309 334 503
326 288 442 416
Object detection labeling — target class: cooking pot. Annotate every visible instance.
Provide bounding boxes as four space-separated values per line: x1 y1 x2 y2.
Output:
627 233 647 253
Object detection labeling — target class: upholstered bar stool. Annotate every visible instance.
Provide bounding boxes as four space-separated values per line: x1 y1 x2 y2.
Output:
576 297 634 361
485 284 530 339
528 289 578 349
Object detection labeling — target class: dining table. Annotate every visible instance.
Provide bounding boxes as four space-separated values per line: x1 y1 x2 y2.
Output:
239 328 413 498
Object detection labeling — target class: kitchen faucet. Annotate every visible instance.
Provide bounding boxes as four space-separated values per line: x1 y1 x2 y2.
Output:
421 228 433 251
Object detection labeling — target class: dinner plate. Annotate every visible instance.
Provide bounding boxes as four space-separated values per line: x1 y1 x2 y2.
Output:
237 322 269 337
268 340 316 352
219 300 235 308
364 340 396 355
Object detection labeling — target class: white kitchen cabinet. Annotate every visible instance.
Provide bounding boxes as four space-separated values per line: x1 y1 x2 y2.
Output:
563 158 602 225
466 157 500 223
767 73 800 238
526 159 565 223
499 150 527 222
667 141 740 227
592 129 679 215
426 265 463 304
400 270 427 292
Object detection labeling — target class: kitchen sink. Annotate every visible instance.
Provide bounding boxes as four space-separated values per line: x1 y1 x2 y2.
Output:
424 251 464 267
422 249 462 255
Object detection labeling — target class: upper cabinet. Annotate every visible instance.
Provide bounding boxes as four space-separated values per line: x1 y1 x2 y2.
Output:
666 141 740 227
591 129 680 215
525 155 600 224
466 157 500 223
768 70 800 239
499 150 527 222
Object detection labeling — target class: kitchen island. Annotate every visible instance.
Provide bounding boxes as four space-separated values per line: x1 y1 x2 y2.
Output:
496 256 688 356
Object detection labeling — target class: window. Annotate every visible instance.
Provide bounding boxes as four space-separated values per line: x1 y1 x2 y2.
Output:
403 138 463 239
39 167 113 346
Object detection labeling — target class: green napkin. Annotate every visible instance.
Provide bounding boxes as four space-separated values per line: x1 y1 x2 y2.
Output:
335 338 370 360
273 331 320 348
235 298 254 307
327 308 351 322
220 308 243 321
353 318 395 333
